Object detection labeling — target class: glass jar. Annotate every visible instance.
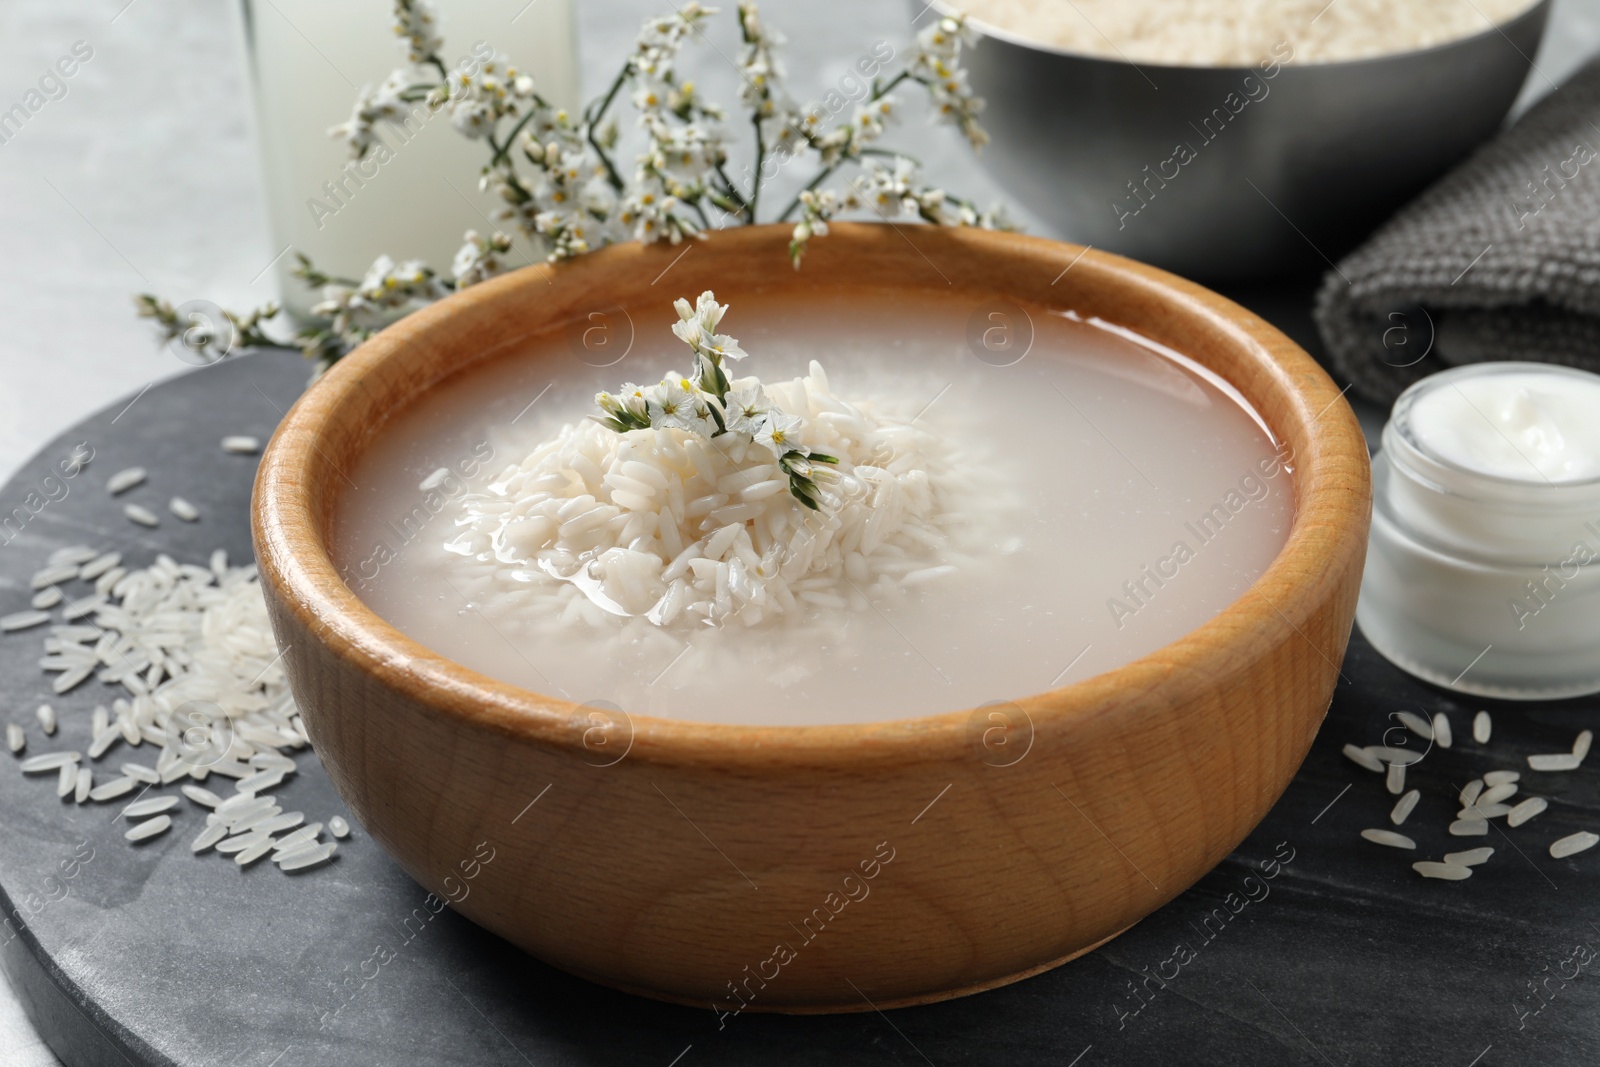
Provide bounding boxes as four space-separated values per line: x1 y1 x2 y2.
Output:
236 0 579 317
1357 362 1600 699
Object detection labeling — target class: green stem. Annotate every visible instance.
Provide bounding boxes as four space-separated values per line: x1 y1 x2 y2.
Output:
489 100 554 170
713 163 750 221
748 114 765 224
584 64 632 192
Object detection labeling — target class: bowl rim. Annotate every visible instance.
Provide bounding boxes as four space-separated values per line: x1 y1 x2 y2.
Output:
253 222 1369 765
933 0 1550 73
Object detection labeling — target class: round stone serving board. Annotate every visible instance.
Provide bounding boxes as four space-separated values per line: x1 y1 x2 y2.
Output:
0 351 1596 1066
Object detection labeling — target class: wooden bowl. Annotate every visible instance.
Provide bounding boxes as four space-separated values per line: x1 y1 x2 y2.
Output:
253 223 1370 1013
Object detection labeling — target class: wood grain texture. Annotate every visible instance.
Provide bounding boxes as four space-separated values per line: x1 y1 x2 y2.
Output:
251 223 1371 1012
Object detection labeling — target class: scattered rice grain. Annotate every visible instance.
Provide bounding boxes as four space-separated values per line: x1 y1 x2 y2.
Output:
217 831 271 854
1390 789 1420 826
30 564 81 589
1528 753 1583 772
273 824 323 853
1432 712 1453 748
169 497 200 522
87 728 120 760
235 838 277 866
1550 832 1599 859
1343 744 1384 773
106 467 146 494
1473 710 1491 743
1507 797 1548 827
1444 847 1494 866
125 815 171 842
89 776 136 801
19 752 79 772
191 822 229 853
1397 711 1433 741
122 796 179 818
276 842 337 870
124 503 159 527
1361 828 1416 849
78 552 121 580
181 784 222 808
1480 783 1518 806
1413 861 1473 881
237 768 286 794
122 762 159 784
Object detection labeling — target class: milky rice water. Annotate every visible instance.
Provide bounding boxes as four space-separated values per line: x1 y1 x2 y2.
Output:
334 289 1291 725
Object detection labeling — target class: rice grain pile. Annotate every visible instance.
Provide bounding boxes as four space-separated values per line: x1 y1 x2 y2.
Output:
444 359 986 635
7 543 343 873
1345 711 1599 880
961 0 1541 65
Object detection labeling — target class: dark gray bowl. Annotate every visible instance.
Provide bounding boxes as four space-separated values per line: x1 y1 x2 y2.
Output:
952 2 1551 281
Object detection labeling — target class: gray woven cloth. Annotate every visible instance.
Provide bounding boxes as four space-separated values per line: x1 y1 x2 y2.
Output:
1315 56 1600 405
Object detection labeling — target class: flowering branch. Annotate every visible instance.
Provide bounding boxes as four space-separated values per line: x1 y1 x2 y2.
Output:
134 1 1010 368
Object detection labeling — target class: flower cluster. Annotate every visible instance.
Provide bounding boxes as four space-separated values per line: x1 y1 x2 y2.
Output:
910 14 988 150
294 255 451 363
812 95 896 167
445 53 540 139
327 70 420 160
137 1 1011 369
134 295 281 361
451 229 515 289
736 2 803 161
593 292 838 509
393 0 444 67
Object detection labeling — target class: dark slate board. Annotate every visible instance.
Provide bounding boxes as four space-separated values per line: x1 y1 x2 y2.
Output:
0 350 1596 1067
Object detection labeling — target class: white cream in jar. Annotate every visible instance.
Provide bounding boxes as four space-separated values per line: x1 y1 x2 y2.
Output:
1357 362 1600 699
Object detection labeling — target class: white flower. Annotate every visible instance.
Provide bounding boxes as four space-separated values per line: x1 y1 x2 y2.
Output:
619 172 698 245
452 229 514 289
673 289 726 331
647 375 714 435
446 54 542 140
671 290 747 362
856 156 920 216
644 116 727 186
449 99 495 137
753 410 804 457
327 70 416 159
723 382 770 433
393 0 444 65
633 2 717 80
788 187 852 266
911 15 988 150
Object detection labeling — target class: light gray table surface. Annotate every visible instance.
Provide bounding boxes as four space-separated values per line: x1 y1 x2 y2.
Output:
0 1 1597 1063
